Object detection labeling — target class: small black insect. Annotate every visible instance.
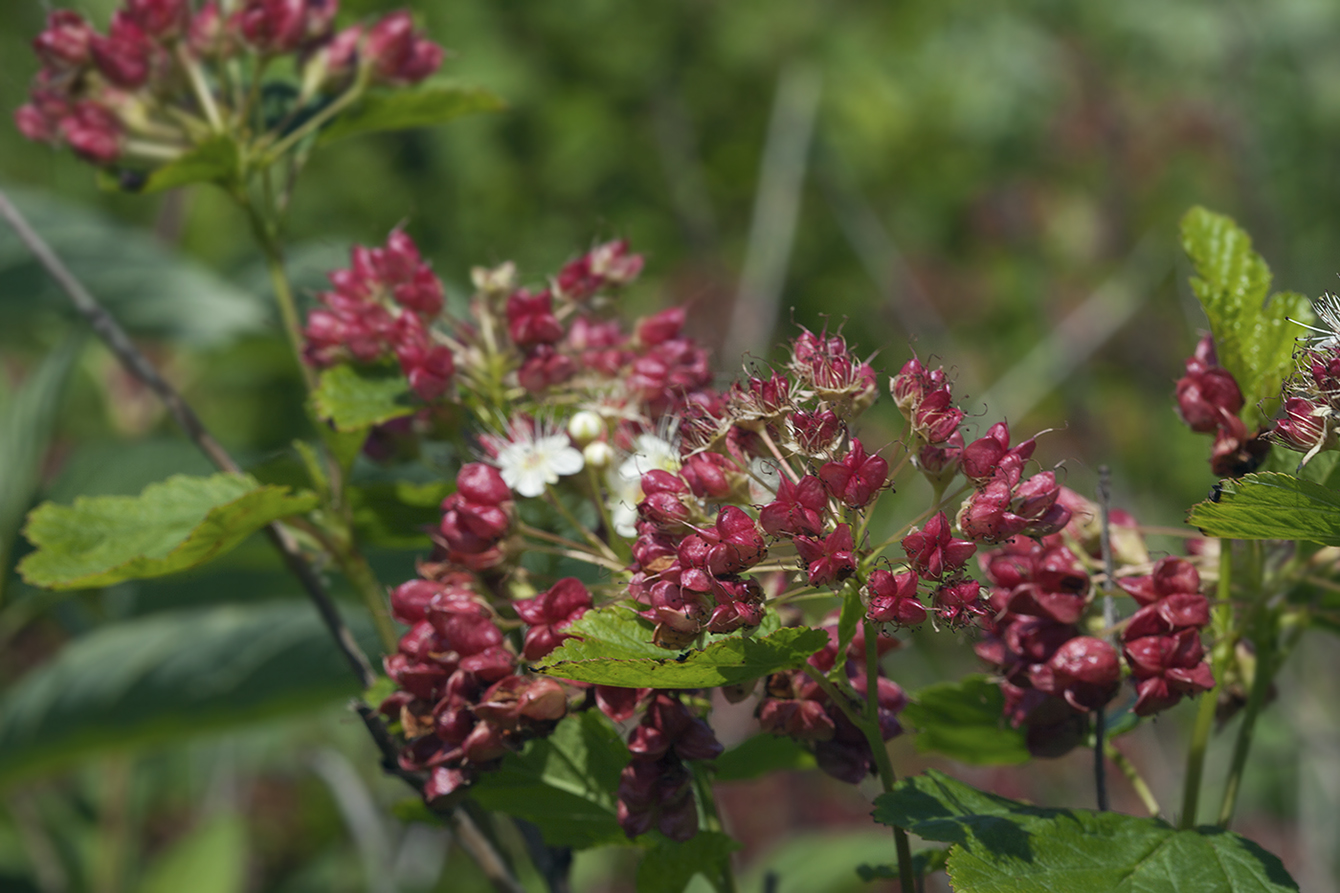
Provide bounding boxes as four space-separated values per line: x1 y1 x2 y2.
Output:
675 651 691 663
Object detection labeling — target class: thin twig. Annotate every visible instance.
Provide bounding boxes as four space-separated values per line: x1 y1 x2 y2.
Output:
1094 466 1115 812
0 188 376 690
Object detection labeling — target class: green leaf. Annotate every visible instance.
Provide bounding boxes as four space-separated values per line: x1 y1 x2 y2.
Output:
0 602 371 783
636 831 740 893
902 675 1030 766
317 83 506 146
0 186 268 347
533 607 828 687
1187 472 1340 545
873 770 1298 892
469 711 629 849
349 481 454 549
137 813 247 893
1179 207 1310 428
136 136 242 194
312 364 416 432
713 733 816 781
18 473 317 589
0 336 81 598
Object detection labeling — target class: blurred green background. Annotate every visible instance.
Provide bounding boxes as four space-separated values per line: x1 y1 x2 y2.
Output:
3 0 1339 890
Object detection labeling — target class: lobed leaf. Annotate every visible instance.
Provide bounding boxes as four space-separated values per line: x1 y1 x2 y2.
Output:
312 363 416 432
533 606 828 687
18 473 317 589
1179 207 1310 428
317 83 506 146
1187 472 1340 546
902 675 1030 766
469 710 629 849
0 602 372 783
873 770 1298 892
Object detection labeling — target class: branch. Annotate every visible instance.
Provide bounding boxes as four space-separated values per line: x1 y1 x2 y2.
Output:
0 188 376 690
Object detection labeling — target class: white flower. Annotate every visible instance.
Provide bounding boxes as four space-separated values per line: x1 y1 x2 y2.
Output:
608 433 681 537
496 433 585 498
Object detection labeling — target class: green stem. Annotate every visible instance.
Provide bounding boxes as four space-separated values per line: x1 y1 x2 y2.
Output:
862 620 916 893
239 194 317 391
1216 606 1279 827
334 543 399 654
1106 742 1161 817
1179 540 1234 829
177 43 224 133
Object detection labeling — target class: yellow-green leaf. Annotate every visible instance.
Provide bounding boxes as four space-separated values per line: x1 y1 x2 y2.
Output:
19 473 317 589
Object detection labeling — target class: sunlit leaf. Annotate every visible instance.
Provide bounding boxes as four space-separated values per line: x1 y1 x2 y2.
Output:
533 607 827 687
873 770 1298 892
1187 473 1340 546
1180 207 1310 428
19 474 317 589
312 364 416 432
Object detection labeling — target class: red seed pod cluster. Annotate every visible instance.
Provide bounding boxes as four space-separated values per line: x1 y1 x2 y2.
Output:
16 3 443 169
513 577 592 662
758 619 905 784
629 499 769 648
787 328 879 414
303 231 455 400
890 356 964 448
975 535 1116 757
1175 334 1270 476
617 694 723 840
380 576 567 802
956 422 1070 543
435 463 513 571
1118 557 1215 716
896 512 984 627
554 239 645 301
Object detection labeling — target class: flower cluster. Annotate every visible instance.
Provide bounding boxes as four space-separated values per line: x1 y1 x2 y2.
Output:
16 2 443 170
380 574 567 801
1175 334 1268 475
956 422 1070 543
434 463 513 571
758 618 906 783
975 534 1117 756
1117 557 1215 716
304 230 455 400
